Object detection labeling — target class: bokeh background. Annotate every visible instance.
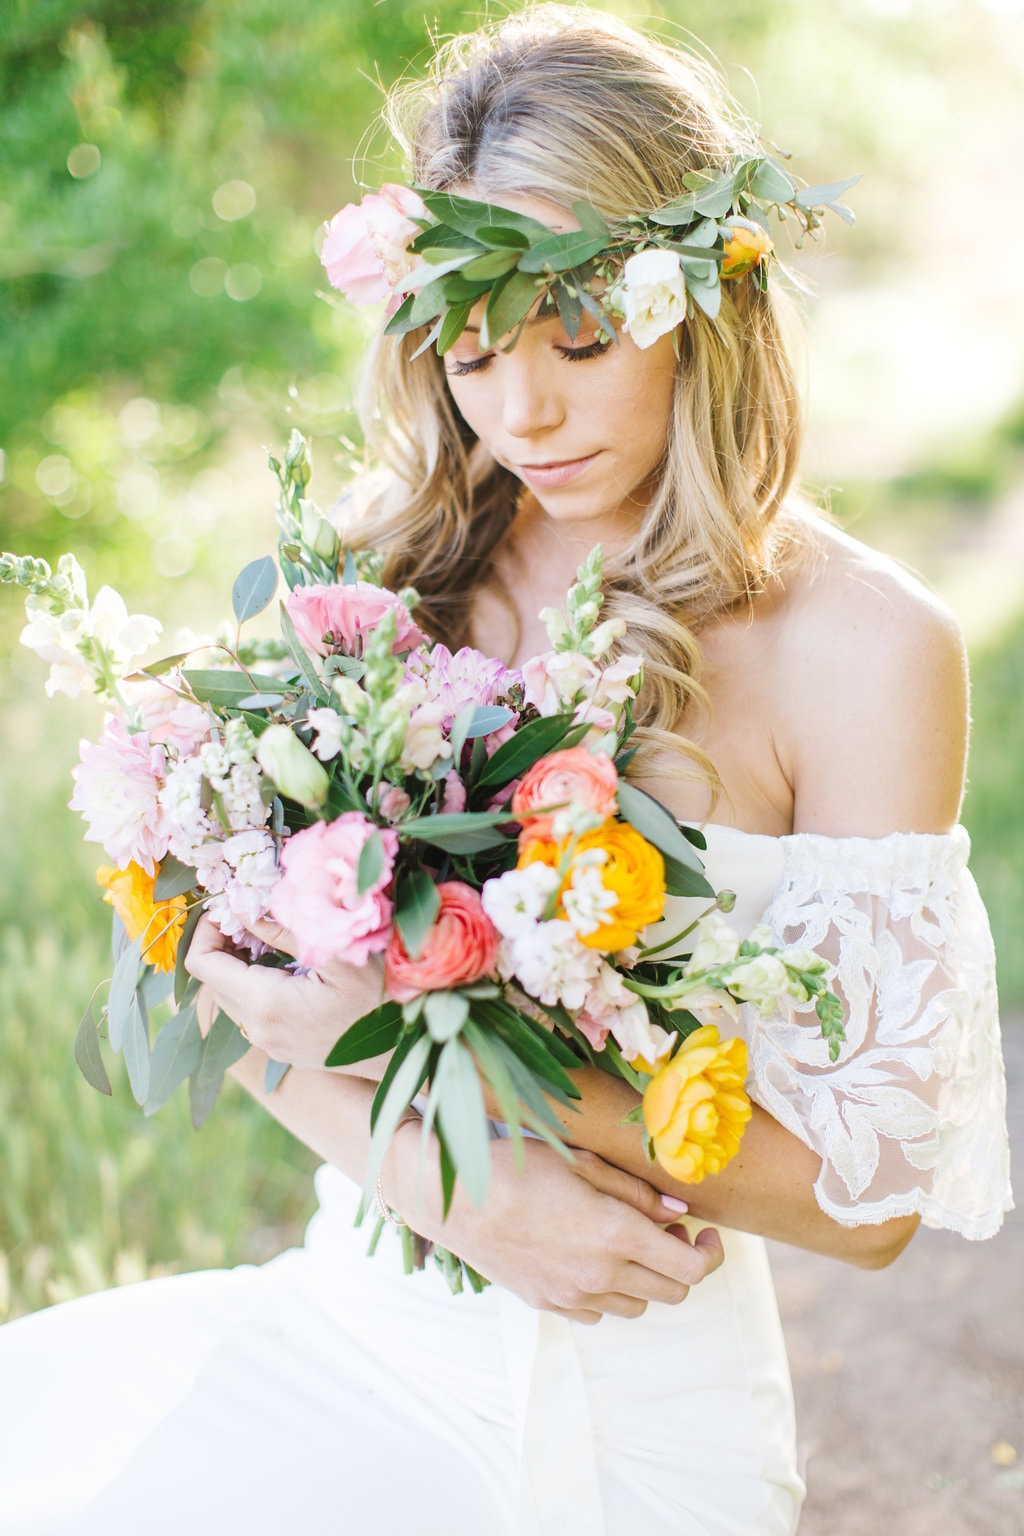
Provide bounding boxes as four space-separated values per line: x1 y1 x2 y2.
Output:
1 0 1022 1526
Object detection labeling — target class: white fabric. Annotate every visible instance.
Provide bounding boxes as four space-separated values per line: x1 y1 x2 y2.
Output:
0 823 1010 1535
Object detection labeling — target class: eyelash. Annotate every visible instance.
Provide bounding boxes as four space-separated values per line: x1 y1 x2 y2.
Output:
445 339 608 377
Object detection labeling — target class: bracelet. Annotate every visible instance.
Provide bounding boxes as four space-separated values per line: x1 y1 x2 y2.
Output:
374 1111 422 1226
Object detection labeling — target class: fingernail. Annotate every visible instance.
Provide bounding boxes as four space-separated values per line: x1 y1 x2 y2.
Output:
661 1195 688 1213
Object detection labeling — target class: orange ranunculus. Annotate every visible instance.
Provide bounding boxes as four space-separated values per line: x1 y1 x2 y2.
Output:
96 861 187 972
512 747 620 841
517 817 665 951
642 1025 752 1184
720 224 773 280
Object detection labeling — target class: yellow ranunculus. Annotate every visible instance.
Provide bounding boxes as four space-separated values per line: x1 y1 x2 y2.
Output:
96 861 187 972
642 1024 752 1183
518 818 665 951
720 224 773 280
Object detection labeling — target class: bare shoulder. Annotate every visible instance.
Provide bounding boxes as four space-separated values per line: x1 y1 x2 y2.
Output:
770 514 969 835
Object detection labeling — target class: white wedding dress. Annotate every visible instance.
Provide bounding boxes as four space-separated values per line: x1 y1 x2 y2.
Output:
0 825 1011 1536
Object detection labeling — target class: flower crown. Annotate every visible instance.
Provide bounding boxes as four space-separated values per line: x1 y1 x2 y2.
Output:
321 153 857 354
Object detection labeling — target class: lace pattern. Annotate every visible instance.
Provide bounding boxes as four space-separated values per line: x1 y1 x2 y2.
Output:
746 827 1012 1239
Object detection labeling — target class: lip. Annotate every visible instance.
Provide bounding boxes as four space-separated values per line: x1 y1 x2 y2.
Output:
514 453 599 489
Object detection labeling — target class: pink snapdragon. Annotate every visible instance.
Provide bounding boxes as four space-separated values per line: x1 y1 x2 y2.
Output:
70 716 169 874
269 814 398 968
321 185 427 313
286 582 427 658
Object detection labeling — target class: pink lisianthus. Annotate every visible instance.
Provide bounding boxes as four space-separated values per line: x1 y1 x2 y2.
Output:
286 582 427 659
385 881 499 1001
270 814 398 969
70 715 169 875
321 185 427 314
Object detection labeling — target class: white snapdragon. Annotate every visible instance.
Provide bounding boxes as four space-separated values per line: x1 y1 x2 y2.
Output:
727 952 793 1013
611 1004 676 1071
683 911 742 975
307 707 346 762
399 701 451 772
621 248 687 349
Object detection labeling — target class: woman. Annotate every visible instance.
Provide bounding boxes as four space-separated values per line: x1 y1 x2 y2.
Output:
0 7 1011 1534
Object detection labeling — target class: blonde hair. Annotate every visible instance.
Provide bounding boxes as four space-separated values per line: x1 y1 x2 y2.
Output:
344 4 806 794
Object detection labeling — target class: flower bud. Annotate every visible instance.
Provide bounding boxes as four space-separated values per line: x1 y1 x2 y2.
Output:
299 500 340 565
721 223 773 280
256 724 330 808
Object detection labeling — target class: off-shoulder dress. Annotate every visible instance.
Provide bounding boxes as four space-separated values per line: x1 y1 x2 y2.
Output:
0 825 1011 1536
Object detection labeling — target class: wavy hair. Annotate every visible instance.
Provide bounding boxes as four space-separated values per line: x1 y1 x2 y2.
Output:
342 4 807 795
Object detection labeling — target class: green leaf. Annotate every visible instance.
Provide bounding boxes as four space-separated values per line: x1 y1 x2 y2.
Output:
479 1003 581 1104
144 1003 203 1115
436 301 473 355
383 293 416 337
418 189 550 244
369 1027 422 1131
153 855 198 900
518 230 609 273
475 713 584 789
107 936 143 1053
616 781 712 877
174 900 206 1006
484 1032 576 1146
264 1058 290 1093
424 990 470 1043
365 1033 433 1192
570 200 612 241
473 224 530 250
279 601 328 701
325 1000 403 1068
793 174 860 210
397 810 513 855
232 555 278 626
464 705 515 739
461 249 521 281
481 269 541 350
661 852 715 899
183 669 290 708
693 172 737 218
122 996 150 1106
447 700 477 770
462 1019 525 1171
357 829 385 895
648 193 700 227
74 1000 112 1096
124 650 189 681
554 282 583 341
435 1038 491 1207
395 870 440 961
189 1009 249 1129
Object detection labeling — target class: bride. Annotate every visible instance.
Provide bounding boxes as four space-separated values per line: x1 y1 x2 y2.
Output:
0 7 1011 1534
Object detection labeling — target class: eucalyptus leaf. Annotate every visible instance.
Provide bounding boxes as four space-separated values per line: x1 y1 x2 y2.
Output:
183 670 289 708
616 781 709 874
793 175 860 210
518 230 608 273
122 996 151 1106
325 1000 403 1068
447 700 477 769
144 1003 203 1115
153 854 198 900
570 200 611 241
74 1000 112 1096
357 829 385 896
232 556 278 626
264 1058 291 1093
554 282 583 341
107 936 143 1053
661 852 715 899
189 1009 249 1129
435 1038 491 1207
424 990 470 1043
395 870 441 961
463 705 514 739
398 810 514 855
748 160 797 204
174 900 206 1006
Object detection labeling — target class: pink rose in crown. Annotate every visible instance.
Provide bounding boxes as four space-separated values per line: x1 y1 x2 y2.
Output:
321 185 427 313
385 882 499 1001
269 814 398 968
286 582 427 658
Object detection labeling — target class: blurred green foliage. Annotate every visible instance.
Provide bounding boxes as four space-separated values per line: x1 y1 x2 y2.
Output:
1 0 1022 1320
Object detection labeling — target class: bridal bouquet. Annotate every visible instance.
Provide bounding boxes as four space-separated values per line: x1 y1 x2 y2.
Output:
3 432 844 1287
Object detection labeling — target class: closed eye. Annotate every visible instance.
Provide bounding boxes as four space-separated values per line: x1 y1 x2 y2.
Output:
556 339 609 362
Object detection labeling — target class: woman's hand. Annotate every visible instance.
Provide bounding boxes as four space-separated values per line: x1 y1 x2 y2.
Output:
391 1128 724 1324
184 915 389 1073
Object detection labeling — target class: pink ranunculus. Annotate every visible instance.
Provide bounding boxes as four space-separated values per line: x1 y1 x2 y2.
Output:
511 745 620 840
286 582 427 659
385 881 499 1001
269 814 398 969
321 185 427 314
70 715 169 874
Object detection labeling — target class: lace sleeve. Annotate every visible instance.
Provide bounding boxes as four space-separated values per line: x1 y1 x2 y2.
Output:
747 827 1012 1239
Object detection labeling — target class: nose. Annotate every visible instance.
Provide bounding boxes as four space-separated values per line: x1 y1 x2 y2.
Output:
501 353 565 440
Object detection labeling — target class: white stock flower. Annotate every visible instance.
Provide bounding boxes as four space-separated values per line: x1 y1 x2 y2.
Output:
622 248 687 350
505 919 603 1009
683 911 743 975
563 865 619 938
481 865 560 939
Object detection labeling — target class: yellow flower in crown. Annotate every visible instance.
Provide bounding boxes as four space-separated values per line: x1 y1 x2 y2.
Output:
96 861 187 973
642 1025 752 1184
518 818 665 951
720 222 773 280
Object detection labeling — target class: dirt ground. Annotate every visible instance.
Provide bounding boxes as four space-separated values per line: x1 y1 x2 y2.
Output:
768 1020 1023 1536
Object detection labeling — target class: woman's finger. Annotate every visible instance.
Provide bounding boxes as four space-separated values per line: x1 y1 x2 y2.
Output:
248 915 301 958
570 1147 688 1222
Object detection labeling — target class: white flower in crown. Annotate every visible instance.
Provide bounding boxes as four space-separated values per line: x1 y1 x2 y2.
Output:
621 248 687 350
